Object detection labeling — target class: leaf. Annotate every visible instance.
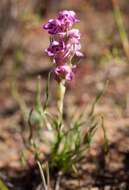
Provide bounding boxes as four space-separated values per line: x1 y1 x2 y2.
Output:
0 179 10 190
89 80 108 117
11 80 28 122
101 116 109 154
83 122 98 145
43 72 51 110
35 76 43 115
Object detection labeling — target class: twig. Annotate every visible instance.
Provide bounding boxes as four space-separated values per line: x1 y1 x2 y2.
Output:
55 172 62 190
37 161 47 190
46 162 50 190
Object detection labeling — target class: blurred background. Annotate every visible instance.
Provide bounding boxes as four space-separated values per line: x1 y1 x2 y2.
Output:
0 0 129 189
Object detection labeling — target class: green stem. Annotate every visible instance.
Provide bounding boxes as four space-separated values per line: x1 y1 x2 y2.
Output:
57 80 66 121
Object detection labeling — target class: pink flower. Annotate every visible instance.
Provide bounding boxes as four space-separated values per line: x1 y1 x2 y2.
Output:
71 43 83 57
67 29 80 43
45 40 65 57
43 10 79 35
43 10 83 82
59 29 83 57
58 10 79 27
43 19 62 35
54 65 76 81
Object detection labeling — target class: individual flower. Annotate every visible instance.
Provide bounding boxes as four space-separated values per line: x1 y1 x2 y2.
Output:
65 41 83 59
71 43 83 57
59 29 80 42
43 19 62 35
67 29 83 57
54 65 76 81
59 29 82 57
43 11 79 35
67 29 80 43
58 10 79 27
45 40 66 57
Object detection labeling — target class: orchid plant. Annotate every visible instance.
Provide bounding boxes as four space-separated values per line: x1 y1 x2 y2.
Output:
43 10 83 121
19 10 107 177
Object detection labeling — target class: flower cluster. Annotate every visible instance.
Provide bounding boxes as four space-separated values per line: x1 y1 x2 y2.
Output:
43 10 83 81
